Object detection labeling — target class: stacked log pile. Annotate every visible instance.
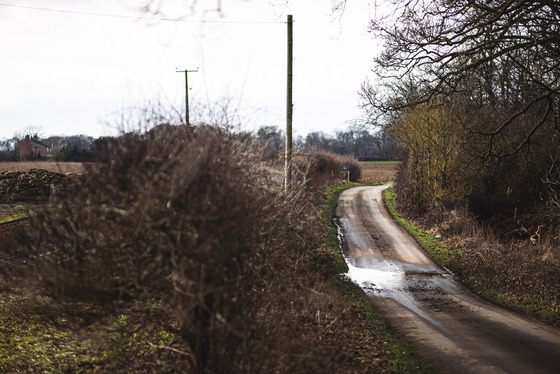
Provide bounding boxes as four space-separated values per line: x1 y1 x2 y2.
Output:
0 169 70 204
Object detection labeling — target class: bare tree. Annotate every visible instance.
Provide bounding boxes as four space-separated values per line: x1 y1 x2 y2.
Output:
13 125 45 141
362 0 560 158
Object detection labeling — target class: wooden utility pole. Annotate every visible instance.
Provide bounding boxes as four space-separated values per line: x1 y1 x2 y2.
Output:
285 14 293 195
176 68 198 127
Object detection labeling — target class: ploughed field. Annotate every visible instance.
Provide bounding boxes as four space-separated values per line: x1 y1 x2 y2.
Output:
358 162 399 184
0 161 398 206
0 162 84 174
0 162 82 225
0 162 83 204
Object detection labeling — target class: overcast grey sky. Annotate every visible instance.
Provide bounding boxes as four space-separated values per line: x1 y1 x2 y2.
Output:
0 0 379 139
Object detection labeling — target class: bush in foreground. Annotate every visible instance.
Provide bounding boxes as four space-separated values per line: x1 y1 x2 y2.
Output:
19 124 370 372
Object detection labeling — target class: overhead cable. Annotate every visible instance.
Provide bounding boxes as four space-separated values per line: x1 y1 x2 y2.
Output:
0 2 284 24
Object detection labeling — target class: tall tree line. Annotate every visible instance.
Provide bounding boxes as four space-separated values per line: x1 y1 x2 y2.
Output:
0 133 114 162
1 124 400 163
359 0 560 220
254 125 400 161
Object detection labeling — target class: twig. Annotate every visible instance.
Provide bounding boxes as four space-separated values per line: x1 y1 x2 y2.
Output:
321 307 349 334
147 341 190 356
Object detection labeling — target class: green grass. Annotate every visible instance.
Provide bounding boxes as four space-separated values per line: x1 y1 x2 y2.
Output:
321 182 362 274
479 289 560 326
0 205 28 225
0 292 188 373
0 182 437 373
383 187 460 268
383 187 560 327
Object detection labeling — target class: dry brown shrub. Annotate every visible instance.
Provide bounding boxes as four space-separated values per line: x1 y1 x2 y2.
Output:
21 126 278 370
429 204 560 314
291 148 361 187
19 125 364 372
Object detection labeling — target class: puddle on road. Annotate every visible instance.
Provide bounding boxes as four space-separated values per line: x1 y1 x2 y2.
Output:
335 218 458 329
345 259 448 296
342 257 449 325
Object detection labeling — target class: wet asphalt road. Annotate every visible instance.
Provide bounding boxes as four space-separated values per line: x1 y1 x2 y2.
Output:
336 185 560 374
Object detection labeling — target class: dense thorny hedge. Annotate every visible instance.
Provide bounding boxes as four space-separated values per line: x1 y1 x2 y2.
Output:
21 124 361 372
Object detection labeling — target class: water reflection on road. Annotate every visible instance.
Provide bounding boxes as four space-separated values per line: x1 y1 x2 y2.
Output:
336 217 458 330
335 186 560 374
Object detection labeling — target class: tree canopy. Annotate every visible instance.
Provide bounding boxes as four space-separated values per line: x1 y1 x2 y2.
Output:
363 0 560 158
361 0 560 219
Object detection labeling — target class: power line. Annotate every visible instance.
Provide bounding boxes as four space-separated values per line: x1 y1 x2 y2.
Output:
0 2 285 24
0 54 169 68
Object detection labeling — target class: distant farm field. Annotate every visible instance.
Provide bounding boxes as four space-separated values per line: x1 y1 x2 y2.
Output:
0 161 397 184
359 161 399 184
359 161 401 165
0 162 85 174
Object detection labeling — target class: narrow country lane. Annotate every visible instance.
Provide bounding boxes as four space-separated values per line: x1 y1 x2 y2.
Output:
336 185 560 374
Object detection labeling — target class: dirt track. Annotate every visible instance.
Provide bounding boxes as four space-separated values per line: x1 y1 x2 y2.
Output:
336 185 560 374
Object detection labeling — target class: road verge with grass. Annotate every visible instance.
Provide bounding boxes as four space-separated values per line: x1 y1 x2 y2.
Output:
0 205 27 225
321 182 438 373
0 182 437 373
384 187 560 327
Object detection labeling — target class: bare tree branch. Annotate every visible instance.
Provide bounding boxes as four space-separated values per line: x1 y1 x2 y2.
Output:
362 0 560 157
